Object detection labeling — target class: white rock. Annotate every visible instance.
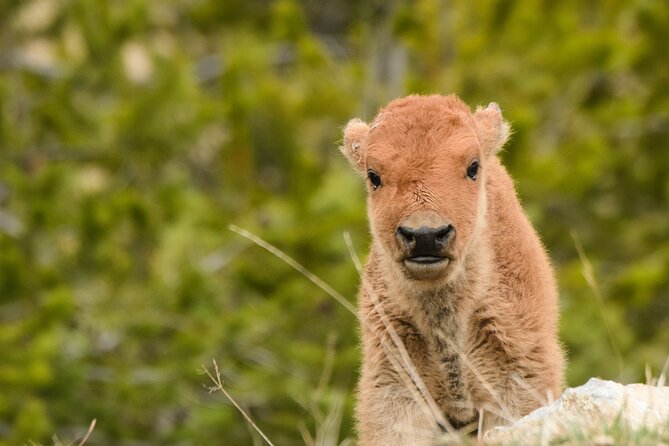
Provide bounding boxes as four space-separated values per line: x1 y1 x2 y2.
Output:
485 378 669 444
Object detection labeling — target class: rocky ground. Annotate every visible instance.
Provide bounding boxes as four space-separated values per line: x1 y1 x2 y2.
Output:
484 378 669 445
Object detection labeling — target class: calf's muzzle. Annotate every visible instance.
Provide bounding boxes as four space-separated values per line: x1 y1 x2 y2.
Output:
396 224 455 261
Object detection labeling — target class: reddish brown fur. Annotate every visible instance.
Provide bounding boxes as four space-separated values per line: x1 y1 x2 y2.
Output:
341 95 564 445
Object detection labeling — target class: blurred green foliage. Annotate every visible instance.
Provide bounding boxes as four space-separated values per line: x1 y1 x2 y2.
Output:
0 0 667 444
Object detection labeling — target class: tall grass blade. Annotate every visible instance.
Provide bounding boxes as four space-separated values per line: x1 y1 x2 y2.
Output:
571 231 625 380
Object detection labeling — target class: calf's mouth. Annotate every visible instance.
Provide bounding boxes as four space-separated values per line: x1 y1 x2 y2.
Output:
405 255 449 265
402 255 452 281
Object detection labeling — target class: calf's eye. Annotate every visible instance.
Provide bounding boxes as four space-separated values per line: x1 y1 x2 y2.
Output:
467 160 479 180
367 170 382 190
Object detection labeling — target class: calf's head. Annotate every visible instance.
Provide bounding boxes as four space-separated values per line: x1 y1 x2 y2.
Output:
342 95 510 282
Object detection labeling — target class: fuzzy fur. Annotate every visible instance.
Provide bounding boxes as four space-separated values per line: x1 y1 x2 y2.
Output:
341 95 564 445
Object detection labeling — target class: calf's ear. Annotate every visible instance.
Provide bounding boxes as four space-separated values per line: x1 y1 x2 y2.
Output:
341 118 369 175
474 102 511 155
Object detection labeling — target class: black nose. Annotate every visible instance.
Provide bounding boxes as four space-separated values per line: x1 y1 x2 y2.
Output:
396 225 455 257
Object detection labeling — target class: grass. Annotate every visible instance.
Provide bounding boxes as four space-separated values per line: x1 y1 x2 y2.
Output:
571 231 625 381
537 414 669 446
201 359 276 446
30 419 96 446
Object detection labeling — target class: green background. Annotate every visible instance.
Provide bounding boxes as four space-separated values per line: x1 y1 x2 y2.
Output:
1 0 667 444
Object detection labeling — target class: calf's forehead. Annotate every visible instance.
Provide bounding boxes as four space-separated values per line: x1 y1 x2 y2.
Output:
366 117 480 169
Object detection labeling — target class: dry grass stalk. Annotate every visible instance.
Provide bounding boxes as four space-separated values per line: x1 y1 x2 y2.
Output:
229 224 357 315
571 231 625 379
200 359 276 446
76 419 96 446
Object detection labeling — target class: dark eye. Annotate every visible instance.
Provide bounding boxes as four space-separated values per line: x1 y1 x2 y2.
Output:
367 170 382 190
467 160 479 180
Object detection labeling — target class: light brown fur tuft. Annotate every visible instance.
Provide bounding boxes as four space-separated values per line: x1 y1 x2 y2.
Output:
474 102 511 155
341 118 370 174
342 94 564 445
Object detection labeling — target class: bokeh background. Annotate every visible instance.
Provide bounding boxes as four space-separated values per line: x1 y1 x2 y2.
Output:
1 0 668 444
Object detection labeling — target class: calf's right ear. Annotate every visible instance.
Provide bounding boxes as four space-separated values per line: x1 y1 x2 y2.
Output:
340 118 369 175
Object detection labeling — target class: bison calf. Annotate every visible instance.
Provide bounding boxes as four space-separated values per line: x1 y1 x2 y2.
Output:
341 95 564 445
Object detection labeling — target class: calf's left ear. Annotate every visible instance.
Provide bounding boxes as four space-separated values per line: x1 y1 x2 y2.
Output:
340 118 370 175
474 102 511 156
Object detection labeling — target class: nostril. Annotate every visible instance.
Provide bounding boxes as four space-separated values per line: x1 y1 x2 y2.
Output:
435 225 454 242
397 226 415 243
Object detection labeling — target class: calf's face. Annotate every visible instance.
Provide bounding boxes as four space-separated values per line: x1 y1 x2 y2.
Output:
342 95 509 282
